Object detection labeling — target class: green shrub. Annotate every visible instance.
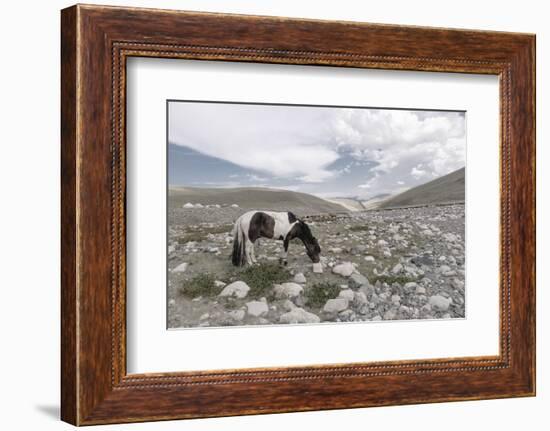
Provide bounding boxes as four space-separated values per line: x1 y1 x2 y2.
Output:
304 282 341 310
234 263 292 299
374 274 418 286
180 273 220 298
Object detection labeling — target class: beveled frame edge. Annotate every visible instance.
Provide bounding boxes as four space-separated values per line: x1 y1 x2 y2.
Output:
61 4 535 426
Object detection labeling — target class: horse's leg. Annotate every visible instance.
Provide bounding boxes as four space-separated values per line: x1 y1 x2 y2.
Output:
245 240 255 265
250 240 258 264
279 238 289 266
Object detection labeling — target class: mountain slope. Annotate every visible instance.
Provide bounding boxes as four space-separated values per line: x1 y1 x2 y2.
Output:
378 167 465 209
169 186 348 215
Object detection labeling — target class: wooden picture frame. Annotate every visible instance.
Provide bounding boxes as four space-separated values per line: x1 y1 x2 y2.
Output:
61 4 535 425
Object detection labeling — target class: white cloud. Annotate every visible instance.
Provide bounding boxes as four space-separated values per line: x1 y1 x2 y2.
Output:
411 165 428 179
169 102 339 181
169 102 465 197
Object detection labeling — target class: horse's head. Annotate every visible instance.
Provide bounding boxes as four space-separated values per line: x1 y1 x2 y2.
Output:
298 221 321 263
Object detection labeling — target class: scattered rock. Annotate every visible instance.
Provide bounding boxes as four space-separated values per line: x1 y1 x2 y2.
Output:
353 291 368 307
451 278 465 290
246 301 269 317
411 254 434 266
281 299 296 312
218 281 250 299
293 273 307 283
182 203 194 208
172 262 188 273
339 309 356 321
280 307 320 324
438 265 452 273
312 262 323 273
348 273 369 289
442 233 459 242
353 245 368 253
323 298 349 313
274 283 303 299
391 263 403 274
332 262 356 277
415 285 427 295
338 289 355 301
384 309 397 320
364 255 375 262
429 295 452 311
359 284 375 298
214 280 226 288
228 309 245 321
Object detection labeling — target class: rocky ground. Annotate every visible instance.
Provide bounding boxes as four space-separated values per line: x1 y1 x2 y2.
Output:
167 204 465 328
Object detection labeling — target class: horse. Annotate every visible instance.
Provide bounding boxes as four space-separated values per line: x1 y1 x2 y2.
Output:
231 210 321 267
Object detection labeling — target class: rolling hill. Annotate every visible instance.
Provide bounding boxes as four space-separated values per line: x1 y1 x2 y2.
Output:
169 186 348 215
377 167 465 209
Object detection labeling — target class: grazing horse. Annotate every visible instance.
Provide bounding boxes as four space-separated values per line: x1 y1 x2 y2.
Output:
231 210 321 267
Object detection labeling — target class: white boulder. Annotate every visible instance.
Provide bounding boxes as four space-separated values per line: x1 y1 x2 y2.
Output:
274 282 303 299
246 300 269 317
323 298 349 313
312 262 323 273
338 289 355 301
218 281 250 299
279 307 320 324
332 262 355 277
172 262 188 273
429 295 452 311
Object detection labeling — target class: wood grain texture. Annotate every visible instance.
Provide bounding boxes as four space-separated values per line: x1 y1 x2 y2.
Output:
60 5 78 425
60 4 536 425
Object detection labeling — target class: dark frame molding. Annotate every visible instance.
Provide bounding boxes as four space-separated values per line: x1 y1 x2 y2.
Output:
61 4 535 425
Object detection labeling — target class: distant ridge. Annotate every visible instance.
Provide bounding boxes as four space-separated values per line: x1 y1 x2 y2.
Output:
377 167 465 209
169 186 348 215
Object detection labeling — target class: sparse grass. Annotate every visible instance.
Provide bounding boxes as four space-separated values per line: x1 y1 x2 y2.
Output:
200 224 233 235
348 225 370 232
373 274 418 286
177 224 233 244
304 282 341 310
179 273 220 298
177 232 208 243
233 263 292 299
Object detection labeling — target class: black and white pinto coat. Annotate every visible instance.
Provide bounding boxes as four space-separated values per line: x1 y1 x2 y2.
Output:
231 210 321 267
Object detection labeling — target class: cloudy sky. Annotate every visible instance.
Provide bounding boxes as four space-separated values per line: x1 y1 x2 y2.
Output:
168 101 465 199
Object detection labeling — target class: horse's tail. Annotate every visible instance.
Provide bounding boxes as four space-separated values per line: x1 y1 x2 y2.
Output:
231 217 247 267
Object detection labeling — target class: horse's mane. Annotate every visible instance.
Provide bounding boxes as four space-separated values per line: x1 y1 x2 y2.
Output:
298 220 315 241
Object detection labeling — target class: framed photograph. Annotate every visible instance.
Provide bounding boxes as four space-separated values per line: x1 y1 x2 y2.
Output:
61 4 536 425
